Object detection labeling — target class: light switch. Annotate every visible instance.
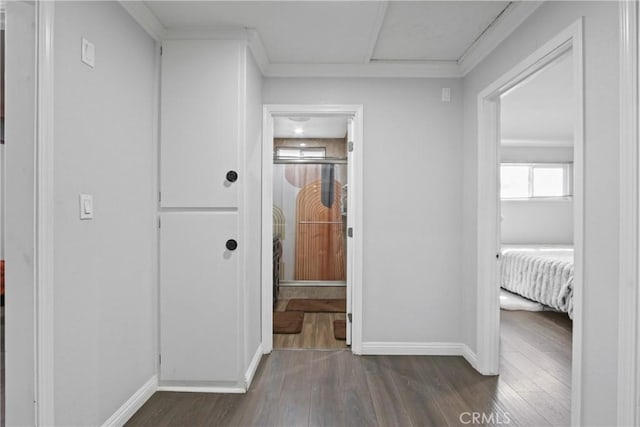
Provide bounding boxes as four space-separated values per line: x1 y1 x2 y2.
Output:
80 194 93 220
81 38 95 68
441 87 451 102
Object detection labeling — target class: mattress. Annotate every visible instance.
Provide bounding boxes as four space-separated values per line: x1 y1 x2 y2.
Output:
500 245 574 318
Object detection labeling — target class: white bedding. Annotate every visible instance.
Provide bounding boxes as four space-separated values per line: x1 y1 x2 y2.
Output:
500 245 574 318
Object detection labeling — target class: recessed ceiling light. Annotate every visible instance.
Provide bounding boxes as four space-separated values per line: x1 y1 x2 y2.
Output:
294 127 304 135
299 143 306 147
289 117 311 122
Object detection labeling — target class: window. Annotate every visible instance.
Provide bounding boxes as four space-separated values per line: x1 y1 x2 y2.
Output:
275 146 326 159
500 163 572 199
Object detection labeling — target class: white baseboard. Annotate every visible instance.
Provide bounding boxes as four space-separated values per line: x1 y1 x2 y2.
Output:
461 344 479 371
156 385 246 394
245 343 263 389
102 375 158 427
361 341 479 369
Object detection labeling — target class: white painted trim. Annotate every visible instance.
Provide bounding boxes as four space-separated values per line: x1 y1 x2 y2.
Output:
101 376 158 427
246 29 269 75
237 40 248 392
156 386 246 394
461 344 479 372
35 1 55 425
163 27 249 41
261 105 364 355
261 108 274 354
500 138 574 148
151 40 162 383
476 19 584 425
570 21 585 427
244 344 263 390
118 1 166 41
459 1 543 76
263 61 462 79
618 1 639 426
361 341 476 360
118 2 538 79
362 1 388 63
351 106 364 355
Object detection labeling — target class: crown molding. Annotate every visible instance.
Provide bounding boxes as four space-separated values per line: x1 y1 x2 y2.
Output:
119 1 166 40
458 1 544 76
363 1 389 63
162 26 250 41
264 60 462 78
120 1 542 79
247 29 269 75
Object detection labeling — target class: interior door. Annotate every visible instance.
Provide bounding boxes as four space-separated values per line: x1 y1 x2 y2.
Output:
346 117 354 345
159 212 239 382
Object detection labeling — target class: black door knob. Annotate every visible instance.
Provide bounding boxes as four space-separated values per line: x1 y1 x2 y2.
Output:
226 239 238 251
226 170 238 183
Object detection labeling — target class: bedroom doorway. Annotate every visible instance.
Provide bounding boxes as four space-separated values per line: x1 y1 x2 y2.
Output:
262 105 364 354
476 20 584 424
497 49 575 426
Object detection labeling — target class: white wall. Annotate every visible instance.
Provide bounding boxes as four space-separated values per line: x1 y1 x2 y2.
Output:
244 49 263 371
263 78 464 343
501 200 573 245
53 2 156 425
5 2 36 425
500 145 574 245
463 2 619 423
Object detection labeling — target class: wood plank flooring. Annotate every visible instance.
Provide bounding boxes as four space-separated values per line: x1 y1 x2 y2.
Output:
127 309 572 427
273 286 347 350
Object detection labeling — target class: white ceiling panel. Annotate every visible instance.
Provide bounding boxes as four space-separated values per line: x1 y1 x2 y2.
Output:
274 116 348 139
145 1 384 64
501 53 574 143
372 1 510 61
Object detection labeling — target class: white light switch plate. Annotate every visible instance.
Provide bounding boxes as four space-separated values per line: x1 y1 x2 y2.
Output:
441 87 451 102
80 194 94 220
81 38 95 68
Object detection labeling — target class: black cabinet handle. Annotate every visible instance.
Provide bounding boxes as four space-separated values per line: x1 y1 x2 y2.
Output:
226 239 238 251
226 170 238 183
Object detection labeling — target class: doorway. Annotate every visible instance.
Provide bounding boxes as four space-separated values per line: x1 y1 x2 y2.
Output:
497 49 576 425
272 116 349 349
476 20 584 424
262 105 364 354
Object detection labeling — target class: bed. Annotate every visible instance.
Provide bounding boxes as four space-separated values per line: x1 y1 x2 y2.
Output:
500 245 574 319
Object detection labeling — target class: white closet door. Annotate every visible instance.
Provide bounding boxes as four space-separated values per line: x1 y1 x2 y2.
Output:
160 212 239 382
160 40 240 208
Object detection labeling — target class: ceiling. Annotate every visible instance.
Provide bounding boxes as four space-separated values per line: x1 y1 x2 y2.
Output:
130 1 542 77
500 53 574 145
371 1 509 61
274 116 348 139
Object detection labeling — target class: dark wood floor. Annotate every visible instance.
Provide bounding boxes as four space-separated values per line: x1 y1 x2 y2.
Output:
127 310 572 427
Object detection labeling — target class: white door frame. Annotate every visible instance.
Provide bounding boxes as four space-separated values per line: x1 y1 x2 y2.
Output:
476 19 584 425
261 104 364 354
35 1 55 424
618 1 639 425
7 0 56 423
